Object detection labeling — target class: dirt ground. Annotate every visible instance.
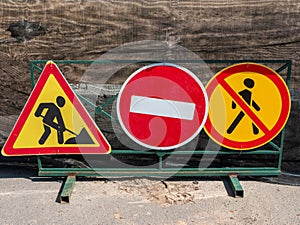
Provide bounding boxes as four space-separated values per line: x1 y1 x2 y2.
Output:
73 179 300 225
0 166 299 225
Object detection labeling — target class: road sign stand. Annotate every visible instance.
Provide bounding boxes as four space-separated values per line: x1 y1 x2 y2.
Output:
29 60 291 203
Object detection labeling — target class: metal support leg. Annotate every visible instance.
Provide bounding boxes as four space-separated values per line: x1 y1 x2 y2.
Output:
60 175 76 203
228 175 244 198
157 152 165 170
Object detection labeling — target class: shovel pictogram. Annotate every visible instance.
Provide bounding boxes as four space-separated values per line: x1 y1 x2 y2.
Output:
35 96 94 145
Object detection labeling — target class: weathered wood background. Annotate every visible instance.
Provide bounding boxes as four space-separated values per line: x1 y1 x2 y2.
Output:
0 0 299 161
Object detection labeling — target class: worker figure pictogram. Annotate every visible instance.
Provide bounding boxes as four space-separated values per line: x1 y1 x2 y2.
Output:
227 78 260 135
1 61 111 156
34 96 66 144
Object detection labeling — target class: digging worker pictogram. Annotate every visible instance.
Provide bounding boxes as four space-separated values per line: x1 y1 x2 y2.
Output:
34 96 66 144
227 78 260 135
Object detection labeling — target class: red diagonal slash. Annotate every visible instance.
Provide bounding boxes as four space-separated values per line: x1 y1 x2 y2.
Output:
217 77 270 134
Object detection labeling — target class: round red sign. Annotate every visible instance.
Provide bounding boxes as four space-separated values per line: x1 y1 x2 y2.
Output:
117 63 208 150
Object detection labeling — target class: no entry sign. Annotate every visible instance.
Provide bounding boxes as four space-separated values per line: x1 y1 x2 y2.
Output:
117 63 208 150
204 63 291 150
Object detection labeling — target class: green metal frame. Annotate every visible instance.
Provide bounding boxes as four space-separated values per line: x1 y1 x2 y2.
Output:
30 59 292 201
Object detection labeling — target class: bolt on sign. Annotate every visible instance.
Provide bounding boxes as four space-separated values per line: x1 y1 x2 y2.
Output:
204 63 291 150
117 63 209 150
2 61 111 156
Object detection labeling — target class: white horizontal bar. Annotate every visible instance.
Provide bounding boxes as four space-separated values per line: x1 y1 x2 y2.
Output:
130 95 195 120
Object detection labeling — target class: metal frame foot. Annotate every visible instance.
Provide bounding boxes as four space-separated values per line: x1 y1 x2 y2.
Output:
60 175 76 203
228 175 244 198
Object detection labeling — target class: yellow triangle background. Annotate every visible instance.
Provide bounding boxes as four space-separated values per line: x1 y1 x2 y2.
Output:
13 74 100 148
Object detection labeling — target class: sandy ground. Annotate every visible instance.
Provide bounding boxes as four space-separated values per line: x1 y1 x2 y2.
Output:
0 166 299 225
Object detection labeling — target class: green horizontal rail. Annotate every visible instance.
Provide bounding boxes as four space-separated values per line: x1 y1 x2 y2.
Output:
30 59 292 66
39 167 280 177
109 149 280 155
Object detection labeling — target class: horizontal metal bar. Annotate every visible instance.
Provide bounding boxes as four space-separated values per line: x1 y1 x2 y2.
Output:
39 167 280 177
203 60 291 64
39 167 279 172
28 60 109 64
30 59 292 65
107 149 279 155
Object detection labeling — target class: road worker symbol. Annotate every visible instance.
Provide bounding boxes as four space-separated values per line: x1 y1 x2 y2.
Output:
204 63 291 150
2 61 111 156
34 95 95 145
35 96 67 144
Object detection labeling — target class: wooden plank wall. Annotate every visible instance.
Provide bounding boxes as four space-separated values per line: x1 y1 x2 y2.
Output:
0 0 299 115
0 1 299 160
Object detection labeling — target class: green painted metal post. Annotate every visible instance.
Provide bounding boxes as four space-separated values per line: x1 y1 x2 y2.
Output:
157 152 165 170
228 175 244 198
278 61 292 171
37 156 42 170
30 62 35 89
60 175 76 204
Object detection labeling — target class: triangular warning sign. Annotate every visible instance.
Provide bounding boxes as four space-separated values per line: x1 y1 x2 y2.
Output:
2 61 111 156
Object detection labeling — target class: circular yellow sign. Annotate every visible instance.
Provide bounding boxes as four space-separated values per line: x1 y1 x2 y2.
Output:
204 63 291 150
